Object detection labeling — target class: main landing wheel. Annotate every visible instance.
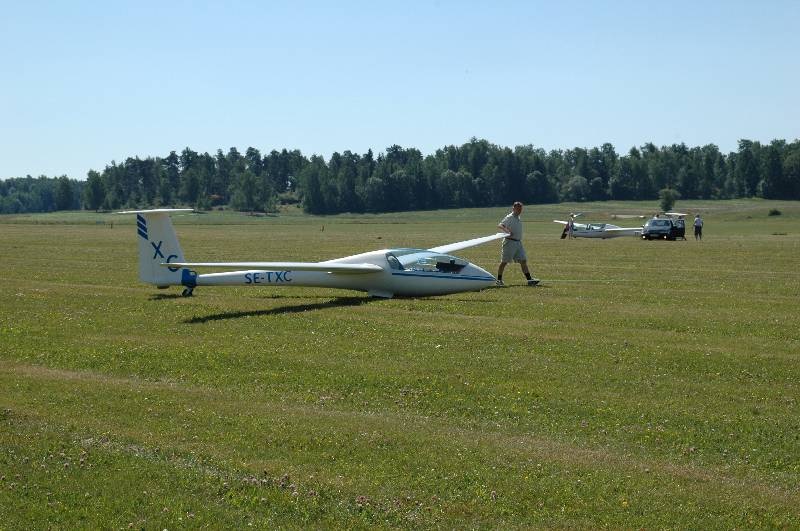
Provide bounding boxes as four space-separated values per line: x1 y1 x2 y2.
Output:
181 287 194 297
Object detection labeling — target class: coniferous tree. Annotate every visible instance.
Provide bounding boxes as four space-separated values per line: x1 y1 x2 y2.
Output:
735 140 760 196
54 176 74 210
83 170 106 211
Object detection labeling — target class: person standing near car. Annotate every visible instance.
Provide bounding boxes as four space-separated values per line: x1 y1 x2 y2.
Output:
694 214 704 240
496 201 539 286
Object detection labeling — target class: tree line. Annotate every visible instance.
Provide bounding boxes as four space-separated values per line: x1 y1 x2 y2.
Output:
2 138 799 215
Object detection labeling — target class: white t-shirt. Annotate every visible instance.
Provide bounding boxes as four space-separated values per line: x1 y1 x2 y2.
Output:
500 212 523 239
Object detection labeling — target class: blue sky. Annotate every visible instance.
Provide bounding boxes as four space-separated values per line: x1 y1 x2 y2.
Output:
1 0 798 180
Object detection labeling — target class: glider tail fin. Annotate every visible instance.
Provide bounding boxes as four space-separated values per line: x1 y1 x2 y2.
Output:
119 209 192 287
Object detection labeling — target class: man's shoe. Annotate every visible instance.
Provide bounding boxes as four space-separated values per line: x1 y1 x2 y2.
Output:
495 279 505 287
527 278 540 286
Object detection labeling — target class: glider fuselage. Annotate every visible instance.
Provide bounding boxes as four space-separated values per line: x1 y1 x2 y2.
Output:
183 249 496 297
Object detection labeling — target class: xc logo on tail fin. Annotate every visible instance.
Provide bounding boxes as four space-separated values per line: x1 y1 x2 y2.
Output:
151 240 164 259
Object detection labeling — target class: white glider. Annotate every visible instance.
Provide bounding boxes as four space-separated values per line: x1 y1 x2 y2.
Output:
554 219 642 239
120 209 506 298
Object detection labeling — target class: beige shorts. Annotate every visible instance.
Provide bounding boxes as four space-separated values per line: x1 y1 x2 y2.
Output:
501 239 527 263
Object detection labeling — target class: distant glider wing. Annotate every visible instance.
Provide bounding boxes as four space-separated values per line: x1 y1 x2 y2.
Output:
428 233 507 254
603 227 642 236
555 220 588 229
161 261 383 274
117 208 195 215
604 227 641 232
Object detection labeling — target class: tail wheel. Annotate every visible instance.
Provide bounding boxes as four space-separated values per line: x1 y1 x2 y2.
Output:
181 288 194 297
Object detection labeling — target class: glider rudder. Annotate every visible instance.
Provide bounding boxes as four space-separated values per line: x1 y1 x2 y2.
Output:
117 208 193 287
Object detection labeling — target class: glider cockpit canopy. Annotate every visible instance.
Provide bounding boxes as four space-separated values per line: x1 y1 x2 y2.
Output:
385 249 469 274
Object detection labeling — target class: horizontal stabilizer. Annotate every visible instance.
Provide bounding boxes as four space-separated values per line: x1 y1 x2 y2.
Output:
428 233 507 254
161 261 383 274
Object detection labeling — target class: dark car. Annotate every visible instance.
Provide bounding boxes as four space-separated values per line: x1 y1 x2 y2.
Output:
641 218 678 240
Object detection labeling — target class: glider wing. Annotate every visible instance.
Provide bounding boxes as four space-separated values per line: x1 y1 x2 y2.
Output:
161 261 383 274
604 227 641 233
427 233 507 255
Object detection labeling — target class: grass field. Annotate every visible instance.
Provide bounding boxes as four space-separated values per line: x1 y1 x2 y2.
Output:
1 199 799 528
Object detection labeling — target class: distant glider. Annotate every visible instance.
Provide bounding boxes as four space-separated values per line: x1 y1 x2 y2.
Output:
120 209 506 298
554 217 642 239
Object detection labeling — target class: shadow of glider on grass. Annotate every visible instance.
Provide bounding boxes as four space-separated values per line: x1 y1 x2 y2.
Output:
119 209 506 298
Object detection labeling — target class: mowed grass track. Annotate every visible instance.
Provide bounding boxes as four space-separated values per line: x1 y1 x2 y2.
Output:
1 200 798 528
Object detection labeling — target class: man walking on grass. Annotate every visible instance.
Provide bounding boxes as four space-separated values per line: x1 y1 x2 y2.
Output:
496 201 540 287
694 213 704 240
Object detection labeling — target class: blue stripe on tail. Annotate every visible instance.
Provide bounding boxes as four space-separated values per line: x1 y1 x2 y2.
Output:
136 214 148 240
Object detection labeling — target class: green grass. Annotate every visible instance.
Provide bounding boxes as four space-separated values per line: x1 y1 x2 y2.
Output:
1 199 799 528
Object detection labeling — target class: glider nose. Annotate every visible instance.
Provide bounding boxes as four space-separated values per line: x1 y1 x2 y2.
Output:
466 263 497 286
